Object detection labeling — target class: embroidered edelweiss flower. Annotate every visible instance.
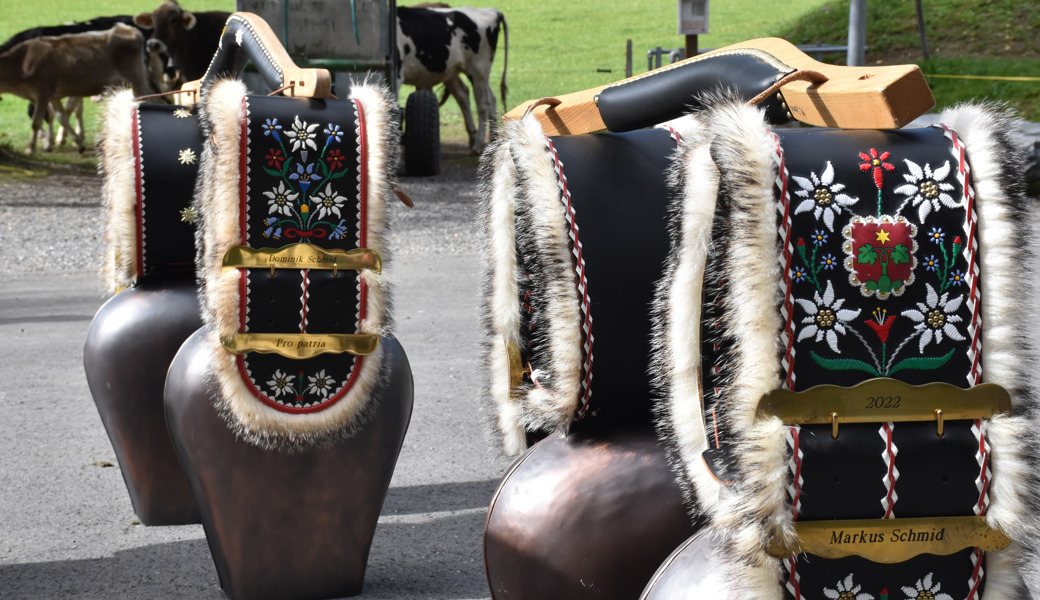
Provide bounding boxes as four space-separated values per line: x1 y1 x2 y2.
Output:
307 370 336 398
901 283 965 353
795 280 862 353
823 573 874 600
286 116 319 152
264 181 299 216
178 148 197 165
313 184 346 220
173 108 191 119
793 162 859 231
894 159 958 223
901 572 952 600
266 369 295 398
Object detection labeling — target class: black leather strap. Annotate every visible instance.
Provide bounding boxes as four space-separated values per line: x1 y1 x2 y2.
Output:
596 50 795 131
200 14 288 94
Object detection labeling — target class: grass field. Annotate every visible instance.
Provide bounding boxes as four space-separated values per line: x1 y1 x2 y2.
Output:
0 0 1035 170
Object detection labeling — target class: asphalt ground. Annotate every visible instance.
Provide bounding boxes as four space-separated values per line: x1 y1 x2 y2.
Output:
0 144 510 599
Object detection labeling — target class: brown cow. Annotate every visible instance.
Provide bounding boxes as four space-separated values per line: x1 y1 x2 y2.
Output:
134 1 230 83
0 23 154 153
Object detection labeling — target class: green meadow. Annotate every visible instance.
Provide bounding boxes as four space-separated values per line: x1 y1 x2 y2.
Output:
0 0 1035 168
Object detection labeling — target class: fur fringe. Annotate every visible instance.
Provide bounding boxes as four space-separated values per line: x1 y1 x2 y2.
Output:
97 89 140 292
194 79 398 452
477 114 585 454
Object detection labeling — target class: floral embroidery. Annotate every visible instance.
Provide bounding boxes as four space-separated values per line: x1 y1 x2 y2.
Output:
307 369 337 398
859 147 896 216
795 280 862 354
257 111 356 242
264 182 299 217
792 161 859 232
266 148 285 169
286 116 319 153
893 159 958 223
178 148 197 165
901 573 952 600
823 574 874 600
173 108 191 119
901 283 966 353
266 369 295 398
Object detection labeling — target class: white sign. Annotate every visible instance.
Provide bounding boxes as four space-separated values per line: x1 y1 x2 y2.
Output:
678 0 709 35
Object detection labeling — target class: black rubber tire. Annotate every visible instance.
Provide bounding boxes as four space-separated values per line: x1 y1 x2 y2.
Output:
403 89 440 176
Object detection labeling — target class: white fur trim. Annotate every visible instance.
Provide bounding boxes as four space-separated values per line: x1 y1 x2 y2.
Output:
97 89 140 292
478 134 528 455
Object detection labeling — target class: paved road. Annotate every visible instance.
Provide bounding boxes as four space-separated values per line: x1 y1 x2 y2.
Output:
0 147 510 599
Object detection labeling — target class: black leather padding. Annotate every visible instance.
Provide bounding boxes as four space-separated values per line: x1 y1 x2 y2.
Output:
596 52 793 132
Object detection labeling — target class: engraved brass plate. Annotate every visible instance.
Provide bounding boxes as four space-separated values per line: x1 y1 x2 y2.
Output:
766 516 1012 562
221 333 379 359
222 244 381 274
758 378 1011 425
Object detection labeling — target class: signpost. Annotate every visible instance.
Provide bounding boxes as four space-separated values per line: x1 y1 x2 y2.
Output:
678 0 708 56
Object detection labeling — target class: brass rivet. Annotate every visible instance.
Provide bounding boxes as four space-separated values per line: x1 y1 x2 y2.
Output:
831 412 839 440
936 408 945 437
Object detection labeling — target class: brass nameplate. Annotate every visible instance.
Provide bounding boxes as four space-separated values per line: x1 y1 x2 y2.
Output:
222 244 381 274
758 378 1011 425
766 516 1012 562
221 333 379 359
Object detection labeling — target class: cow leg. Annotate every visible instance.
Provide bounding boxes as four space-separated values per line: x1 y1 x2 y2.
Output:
469 74 495 155
444 77 477 150
28 99 51 154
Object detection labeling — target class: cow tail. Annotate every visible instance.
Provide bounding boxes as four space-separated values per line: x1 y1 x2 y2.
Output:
499 11 509 114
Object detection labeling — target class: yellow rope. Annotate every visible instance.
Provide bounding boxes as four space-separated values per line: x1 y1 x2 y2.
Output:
925 73 1040 82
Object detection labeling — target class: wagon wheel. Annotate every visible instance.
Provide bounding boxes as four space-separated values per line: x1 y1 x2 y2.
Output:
403 89 440 176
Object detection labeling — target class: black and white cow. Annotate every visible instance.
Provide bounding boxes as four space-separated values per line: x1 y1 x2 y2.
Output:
397 6 508 155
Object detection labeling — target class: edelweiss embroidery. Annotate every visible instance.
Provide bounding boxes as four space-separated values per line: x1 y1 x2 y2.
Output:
259 116 353 241
783 134 976 383
823 574 874 600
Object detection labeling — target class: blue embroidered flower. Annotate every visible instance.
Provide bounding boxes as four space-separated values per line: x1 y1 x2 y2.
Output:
324 123 343 146
948 270 965 287
329 219 348 240
923 254 938 271
289 162 321 193
262 118 282 141
820 254 837 270
812 230 828 246
928 227 945 244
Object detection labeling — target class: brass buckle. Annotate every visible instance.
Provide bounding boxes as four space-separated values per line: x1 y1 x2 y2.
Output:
758 378 1011 439
505 339 532 398
220 333 378 359
222 244 381 276
766 516 1012 562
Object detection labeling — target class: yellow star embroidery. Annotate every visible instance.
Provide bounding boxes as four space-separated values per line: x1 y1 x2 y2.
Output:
180 207 198 224
178 148 197 165
875 229 891 244
173 108 191 119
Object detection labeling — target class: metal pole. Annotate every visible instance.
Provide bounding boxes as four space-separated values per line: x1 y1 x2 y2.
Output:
915 0 930 60
847 0 866 66
626 39 632 78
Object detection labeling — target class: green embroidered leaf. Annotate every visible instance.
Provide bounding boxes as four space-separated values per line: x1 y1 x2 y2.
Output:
858 244 877 265
263 166 282 178
866 280 879 291
891 243 910 265
810 352 880 375
876 275 892 293
888 349 956 376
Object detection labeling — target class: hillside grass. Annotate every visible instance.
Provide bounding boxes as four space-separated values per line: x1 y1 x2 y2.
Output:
0 0 1036 172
